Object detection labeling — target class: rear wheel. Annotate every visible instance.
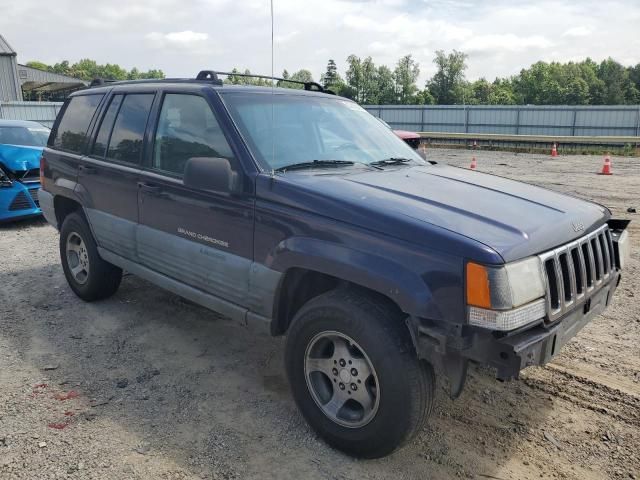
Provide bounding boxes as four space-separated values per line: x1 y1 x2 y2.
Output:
60 212 122 301
285 288 435 458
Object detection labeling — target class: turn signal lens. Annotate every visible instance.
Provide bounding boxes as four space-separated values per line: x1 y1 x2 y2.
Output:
39 155 47 186
466 262 491 308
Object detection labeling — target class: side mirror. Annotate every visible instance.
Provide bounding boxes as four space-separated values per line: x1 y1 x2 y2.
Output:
183 157 238 193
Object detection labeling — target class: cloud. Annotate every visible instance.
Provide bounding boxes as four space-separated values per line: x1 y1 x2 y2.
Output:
562 26 592 37
1 0 638 85
462 34 553 53
145 30 209 47
275 31 299 44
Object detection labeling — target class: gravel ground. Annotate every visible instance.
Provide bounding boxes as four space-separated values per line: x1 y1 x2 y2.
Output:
1 148 638 480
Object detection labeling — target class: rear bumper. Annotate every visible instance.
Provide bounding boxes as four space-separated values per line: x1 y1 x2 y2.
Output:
415 270 620 386
38 188 57 228
0 182 41 223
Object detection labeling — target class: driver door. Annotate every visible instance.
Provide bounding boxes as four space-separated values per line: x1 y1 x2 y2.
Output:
137 91 254 307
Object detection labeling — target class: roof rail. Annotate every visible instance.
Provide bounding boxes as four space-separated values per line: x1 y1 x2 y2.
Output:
202 70 334 94
89 78 116 87
86 71 333 93
87 74 224 89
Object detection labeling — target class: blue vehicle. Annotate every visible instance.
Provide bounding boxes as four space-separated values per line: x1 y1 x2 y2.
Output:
0 120 49 222
40 72 630 458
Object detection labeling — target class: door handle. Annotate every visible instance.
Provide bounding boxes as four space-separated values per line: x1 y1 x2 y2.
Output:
79 165 97 175
138 182 167 197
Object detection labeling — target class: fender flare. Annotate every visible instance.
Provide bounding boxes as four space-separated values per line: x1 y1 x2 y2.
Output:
268 237 434 319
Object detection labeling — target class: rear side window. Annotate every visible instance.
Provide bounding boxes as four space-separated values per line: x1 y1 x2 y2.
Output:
52 94 103 153
105 94 154 164
91 95 123 158
153 94 234 176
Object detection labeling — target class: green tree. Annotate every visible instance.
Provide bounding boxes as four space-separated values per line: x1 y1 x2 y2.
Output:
321 59 342 90
415 89 435 105
345 55 378 103
629 63 640 93
394 54 420 104
597 58 639 104
376 65 396 104
26 59 164 82
488 79 517 105
277 69 315 89
426 50 468 104
25 61 50 71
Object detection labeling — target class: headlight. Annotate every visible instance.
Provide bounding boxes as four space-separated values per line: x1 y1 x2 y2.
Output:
616 230 631 270
466 257 546 331
0 165 13 187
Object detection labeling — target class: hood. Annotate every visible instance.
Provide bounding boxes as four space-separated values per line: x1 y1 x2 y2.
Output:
264 164 609 263
0 144 43 172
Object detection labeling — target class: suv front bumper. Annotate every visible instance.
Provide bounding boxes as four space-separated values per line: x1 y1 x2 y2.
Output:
462 270 619 380
414 270 620 395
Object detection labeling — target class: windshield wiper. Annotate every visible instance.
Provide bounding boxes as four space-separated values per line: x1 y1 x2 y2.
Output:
274 160 355 172
369 157 414 167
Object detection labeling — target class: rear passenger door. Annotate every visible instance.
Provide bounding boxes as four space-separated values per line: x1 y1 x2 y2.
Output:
137 91 254 307
79 91 155 260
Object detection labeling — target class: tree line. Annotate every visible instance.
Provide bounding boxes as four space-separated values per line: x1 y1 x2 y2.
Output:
230 52 640 106
28 52 640 105
25 59 165 82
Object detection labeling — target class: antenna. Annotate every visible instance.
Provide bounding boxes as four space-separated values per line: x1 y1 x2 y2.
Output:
270 0 274 81
270 0 275 173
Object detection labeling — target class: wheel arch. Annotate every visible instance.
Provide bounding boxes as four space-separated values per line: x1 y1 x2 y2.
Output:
268 238 432 336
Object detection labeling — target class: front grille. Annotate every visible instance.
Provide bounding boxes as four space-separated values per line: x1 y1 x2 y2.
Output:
539 224 615 322
8 191 33 211
28 188 39 207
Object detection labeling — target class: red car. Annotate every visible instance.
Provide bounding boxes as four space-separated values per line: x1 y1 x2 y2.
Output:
393 129 421 149
376 117 421 149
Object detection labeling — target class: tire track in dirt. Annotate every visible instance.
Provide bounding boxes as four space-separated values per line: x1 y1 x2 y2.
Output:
522 365 640 427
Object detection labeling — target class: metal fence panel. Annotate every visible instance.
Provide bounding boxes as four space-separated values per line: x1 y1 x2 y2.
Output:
366 104 640 137
0 101 63 127
1 101 639 137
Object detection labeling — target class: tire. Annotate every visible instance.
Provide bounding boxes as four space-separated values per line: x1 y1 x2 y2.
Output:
285 288 435 458
59 211 122 301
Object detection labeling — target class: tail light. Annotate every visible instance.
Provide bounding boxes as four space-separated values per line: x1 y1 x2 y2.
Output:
40 155 47 186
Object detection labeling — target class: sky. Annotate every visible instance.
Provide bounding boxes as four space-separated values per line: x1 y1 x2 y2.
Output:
1 0 639 85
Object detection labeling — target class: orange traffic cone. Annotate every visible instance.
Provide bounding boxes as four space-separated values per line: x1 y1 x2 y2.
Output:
599 154 612 175
470 156 477 170
551 143 558 157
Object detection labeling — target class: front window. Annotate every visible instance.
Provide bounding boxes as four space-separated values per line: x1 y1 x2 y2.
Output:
0 125 50 147
153 94 235 176
220 93 424 170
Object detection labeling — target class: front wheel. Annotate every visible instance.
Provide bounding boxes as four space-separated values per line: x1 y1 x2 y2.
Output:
285 288 435 458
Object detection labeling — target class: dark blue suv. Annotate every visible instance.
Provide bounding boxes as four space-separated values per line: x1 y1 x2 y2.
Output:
39 72 630 458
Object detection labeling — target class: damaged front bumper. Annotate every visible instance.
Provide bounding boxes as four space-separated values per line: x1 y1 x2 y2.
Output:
413 270 621 398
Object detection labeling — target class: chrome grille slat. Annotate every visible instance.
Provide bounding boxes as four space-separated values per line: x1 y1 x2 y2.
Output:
539 224 613 322
606 230 616 269
584 240 596 291
593 236 603 284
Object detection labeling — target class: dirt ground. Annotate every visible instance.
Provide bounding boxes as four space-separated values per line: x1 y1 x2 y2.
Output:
1 149 638 480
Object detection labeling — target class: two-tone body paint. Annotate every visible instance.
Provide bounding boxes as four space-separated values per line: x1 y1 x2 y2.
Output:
42 83 612 333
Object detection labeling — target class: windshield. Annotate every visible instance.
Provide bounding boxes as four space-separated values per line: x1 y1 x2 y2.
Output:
0 126 50 147
221 92 425 170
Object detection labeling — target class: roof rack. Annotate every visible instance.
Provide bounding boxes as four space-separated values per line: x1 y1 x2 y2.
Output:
197 70 334 94
89 78 116 87
87 74 224 89
86 71 333 94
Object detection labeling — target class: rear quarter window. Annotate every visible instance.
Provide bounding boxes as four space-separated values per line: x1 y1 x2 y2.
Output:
51 94 104 153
